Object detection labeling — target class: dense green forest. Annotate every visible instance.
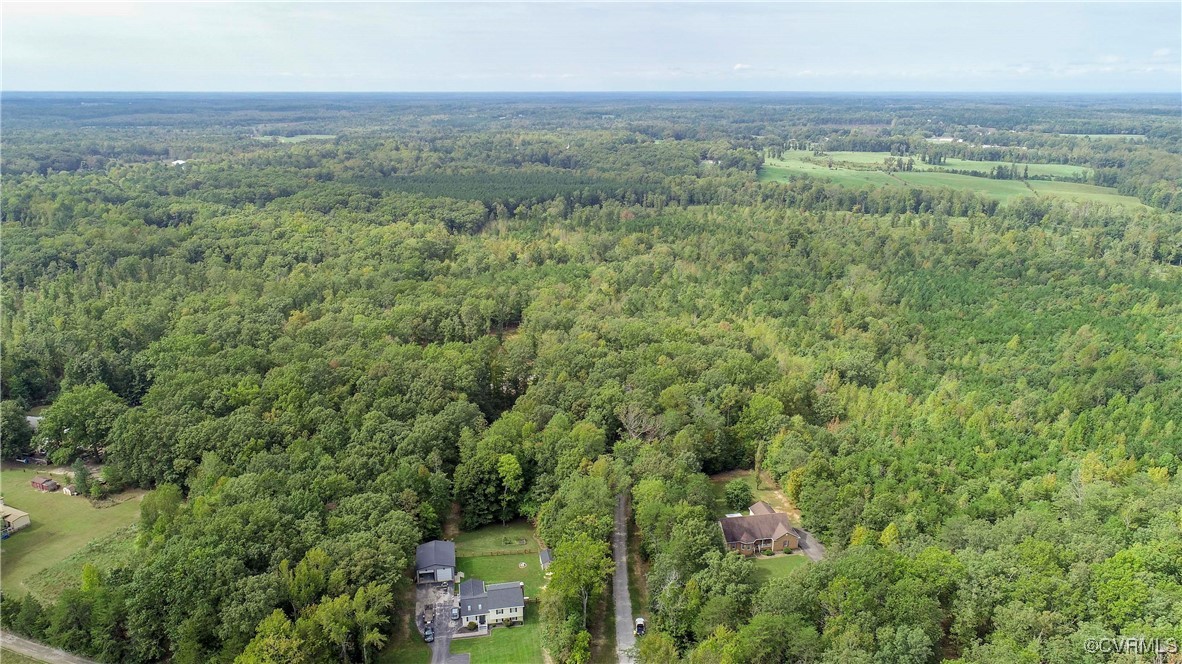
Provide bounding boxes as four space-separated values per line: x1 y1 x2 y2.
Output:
1 93 1181 664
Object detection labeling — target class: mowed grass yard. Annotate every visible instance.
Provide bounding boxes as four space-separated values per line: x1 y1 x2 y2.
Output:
752 554 810 585
378 583 430 664
450 613 544 664
0 648 45 664
457 553 546 598
708 469 798 521
451 521 546 662
760 152 1145 207
0 468 143 601
454 520 538 557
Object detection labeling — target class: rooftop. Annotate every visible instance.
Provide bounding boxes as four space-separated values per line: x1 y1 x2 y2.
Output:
718 512 794 544
415 540 456 570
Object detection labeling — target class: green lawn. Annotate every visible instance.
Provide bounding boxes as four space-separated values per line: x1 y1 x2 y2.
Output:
454 521 538 557
0 468 143 601
450 613 544 664
457 553 545 597
0 648 46 664
751 554 810 585
708 470 795 520
378 606 430 664
23 525 139 601
759 152 1145 207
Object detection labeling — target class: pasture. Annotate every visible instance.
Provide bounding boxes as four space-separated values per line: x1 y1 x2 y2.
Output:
760 152 1145 207
0 468 142 602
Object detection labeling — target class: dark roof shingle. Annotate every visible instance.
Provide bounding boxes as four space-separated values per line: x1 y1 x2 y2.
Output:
718 513 793 544
415 540 456 570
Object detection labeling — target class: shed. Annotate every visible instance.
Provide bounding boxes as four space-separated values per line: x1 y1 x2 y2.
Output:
31 476 59 492
539 548 554 571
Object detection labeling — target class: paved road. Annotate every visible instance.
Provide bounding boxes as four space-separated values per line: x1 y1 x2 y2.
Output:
612 494 636 663
796 528 827 562
0 631 97 664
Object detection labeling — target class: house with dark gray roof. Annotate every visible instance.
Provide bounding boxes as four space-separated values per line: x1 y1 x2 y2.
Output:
459 578 525 626
718 503 801 555
415 540 456 584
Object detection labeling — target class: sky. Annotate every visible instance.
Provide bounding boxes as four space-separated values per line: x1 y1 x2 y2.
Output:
3 2 1180 93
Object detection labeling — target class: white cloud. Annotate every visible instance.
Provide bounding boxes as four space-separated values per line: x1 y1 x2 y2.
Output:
1153 47 1172 57
733 63 752 71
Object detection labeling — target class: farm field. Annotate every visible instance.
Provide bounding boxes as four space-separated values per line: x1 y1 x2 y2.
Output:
254 134 336 143
0 468 143 602
782 150 1091 179
1057 133 1146 141
450 614 544 664
752 554 810 585
760 152 1145 207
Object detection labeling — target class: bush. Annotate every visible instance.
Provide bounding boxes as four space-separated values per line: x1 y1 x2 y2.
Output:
724 478 755 511
467 621 478 631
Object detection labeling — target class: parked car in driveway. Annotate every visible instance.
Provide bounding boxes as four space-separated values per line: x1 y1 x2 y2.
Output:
424 627 435 643
635 617 646 636
451 606 460 621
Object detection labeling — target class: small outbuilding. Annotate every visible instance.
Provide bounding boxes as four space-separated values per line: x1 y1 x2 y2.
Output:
63 485 81 496
31 476 59 492
1 501 31 536
539 548 553 571
415 540 456 584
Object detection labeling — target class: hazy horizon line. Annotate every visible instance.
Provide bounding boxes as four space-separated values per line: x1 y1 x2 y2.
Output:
4 89 1179 96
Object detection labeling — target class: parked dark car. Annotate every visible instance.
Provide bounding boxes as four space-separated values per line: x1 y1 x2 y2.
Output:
424 627 435 643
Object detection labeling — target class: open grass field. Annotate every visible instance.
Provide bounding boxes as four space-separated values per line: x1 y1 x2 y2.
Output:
450 613 544 664
752 554 810 585
23 525 139 601
786 150 1091 179
760 152 1145 207
0 648 46 664
454 520 539 557
0 468 143 601
1057 133 1146 141
457 552 546 597
254 134 336 143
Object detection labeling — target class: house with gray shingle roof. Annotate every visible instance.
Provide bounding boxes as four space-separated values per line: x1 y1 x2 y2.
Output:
718 503 801 555
459 578 525 626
